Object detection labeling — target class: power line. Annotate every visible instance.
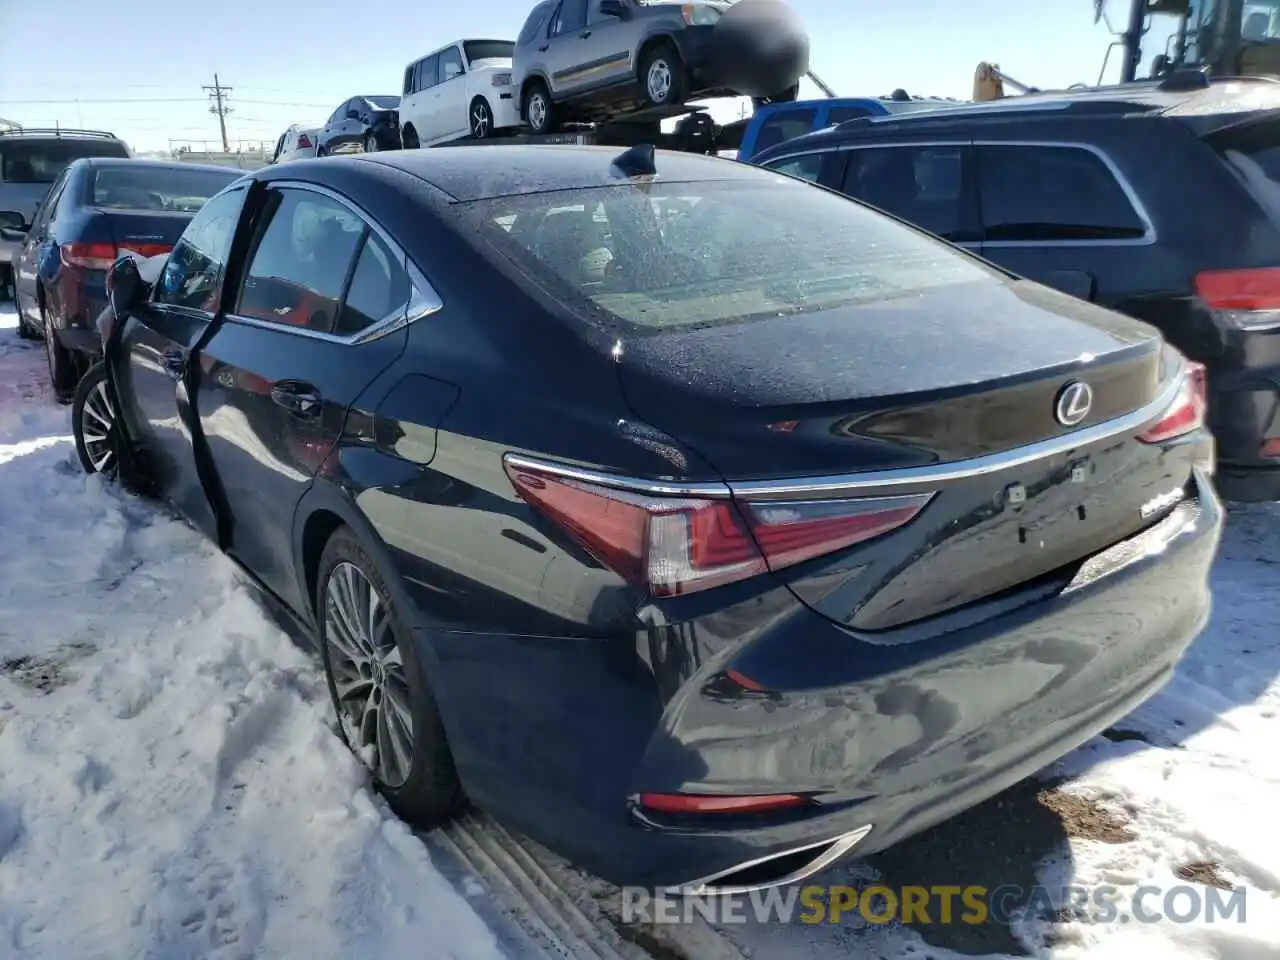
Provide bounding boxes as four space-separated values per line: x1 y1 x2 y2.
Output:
0 96 333 108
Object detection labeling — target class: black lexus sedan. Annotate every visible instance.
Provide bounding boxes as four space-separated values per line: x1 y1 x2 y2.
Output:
77 144 1221 894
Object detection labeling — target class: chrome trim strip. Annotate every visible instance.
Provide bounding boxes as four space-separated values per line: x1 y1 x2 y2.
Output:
760 138 1157 249
223 180 444 346
503 373 1183 500
668 824 873 897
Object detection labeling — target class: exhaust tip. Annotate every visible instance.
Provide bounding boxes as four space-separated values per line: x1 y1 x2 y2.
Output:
668 824 872 898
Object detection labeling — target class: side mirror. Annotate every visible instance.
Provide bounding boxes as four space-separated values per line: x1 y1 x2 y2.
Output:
346 109 360 120
107 255 146 317
0 210 25 229
599 0 629 17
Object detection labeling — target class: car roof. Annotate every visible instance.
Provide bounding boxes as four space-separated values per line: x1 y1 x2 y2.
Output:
756 76 1280 159
0 128 123 143
346 144 773 201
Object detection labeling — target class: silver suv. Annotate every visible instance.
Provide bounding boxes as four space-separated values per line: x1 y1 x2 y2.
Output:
0 128 130 299
512 0 808 134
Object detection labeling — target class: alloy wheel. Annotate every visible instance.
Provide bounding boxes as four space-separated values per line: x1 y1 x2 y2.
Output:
324 561 415 788
647 59 673 103
528 93 548 132
365 135 379 153
79 379 117 474
472 101 492 138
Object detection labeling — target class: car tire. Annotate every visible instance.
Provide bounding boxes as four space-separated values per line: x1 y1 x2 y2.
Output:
640 42 688 108
316 526 463 825
42 298 77 403
15 309 40 340
364 133 380 153
470 97 495 139
72 361 120 476
524 81 557 135
401 125 420 149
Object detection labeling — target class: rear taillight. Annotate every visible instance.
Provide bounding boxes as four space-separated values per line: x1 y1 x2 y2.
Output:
60 242 118 270
1138 362 1207 444
1194 267 1280 331
503 458 933 597
297 133 313 148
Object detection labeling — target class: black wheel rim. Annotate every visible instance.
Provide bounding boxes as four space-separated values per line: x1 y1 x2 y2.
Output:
472 102 492 138
324 561 415 788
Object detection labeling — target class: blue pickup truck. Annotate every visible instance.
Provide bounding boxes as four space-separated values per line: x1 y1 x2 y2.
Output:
736 96 956 163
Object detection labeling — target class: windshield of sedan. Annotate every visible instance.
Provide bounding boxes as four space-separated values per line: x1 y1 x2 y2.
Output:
464 177 994 331
91 166 239 213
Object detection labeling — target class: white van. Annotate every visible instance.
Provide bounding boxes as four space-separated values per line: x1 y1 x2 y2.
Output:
399 40 519 147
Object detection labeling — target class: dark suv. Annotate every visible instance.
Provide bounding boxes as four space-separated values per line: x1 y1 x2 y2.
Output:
752 75 1280 501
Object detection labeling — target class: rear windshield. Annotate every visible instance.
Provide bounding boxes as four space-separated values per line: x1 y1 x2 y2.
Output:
91 166 240 213
464 40 515 61
464 177 993 332
1 138 128 183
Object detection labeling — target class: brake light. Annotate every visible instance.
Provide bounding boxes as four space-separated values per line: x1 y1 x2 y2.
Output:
638 793 807 815
1194 267 1280 330
1138 362 1207 444
297 133 313 148
503 458 933 597
59 242 118 270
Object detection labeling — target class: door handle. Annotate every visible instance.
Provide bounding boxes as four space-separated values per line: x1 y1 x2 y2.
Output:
579 30 592 37
270 381 322 418
538 44 549 51
162 347 186 380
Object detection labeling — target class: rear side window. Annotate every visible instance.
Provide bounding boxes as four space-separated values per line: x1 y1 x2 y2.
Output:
0 138 128 184
235 189 366 332
839 145 968 240
154 186 246 311
91 166 237 213
336 231 413 336
751 108 817 155
465 178 992 331
765 154 824 183
975 144 1147 241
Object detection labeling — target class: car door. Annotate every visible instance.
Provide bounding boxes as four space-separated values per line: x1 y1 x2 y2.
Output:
321 101 352 154
546 0 590 96
114 183 252 541
13 168 69 327
194 183 412 614
972 142 1154 305
583 0 633 87
432 46 469 142
412 55 443 144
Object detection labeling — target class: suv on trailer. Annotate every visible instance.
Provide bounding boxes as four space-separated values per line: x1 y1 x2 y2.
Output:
512 0 809 134
751 75 1280 501
0 127 130 301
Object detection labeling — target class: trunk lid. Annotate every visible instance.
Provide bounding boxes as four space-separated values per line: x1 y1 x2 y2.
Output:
616 277 1180 631
97 208 192 255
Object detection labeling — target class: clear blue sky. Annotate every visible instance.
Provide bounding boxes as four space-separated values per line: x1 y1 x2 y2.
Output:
0 0 1177 152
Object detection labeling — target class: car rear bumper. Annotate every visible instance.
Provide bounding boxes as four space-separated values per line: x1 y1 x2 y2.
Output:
430 470 1220 890
1206 326 1280 496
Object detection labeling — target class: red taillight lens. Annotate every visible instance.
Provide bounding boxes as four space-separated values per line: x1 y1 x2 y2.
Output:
1138 362 1207 444
1194 268 1280 330
60 242 119 270
297 134 313 148
638 793 807 815
504 459 933 597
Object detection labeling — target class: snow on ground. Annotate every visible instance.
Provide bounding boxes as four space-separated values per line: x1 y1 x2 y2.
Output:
2 298 1280 960
0 304 507 958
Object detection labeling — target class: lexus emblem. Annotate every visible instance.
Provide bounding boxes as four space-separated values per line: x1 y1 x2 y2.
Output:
1055 380 1093 426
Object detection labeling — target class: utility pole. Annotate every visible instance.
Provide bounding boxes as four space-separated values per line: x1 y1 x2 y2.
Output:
203 74 232 152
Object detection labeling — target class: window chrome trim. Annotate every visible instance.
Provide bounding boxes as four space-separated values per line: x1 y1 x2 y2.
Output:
224 179 443 346
502 372 1184 500
760 138 1156 249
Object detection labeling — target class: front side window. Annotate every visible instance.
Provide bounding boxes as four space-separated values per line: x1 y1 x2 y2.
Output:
154 186 246 311
839 145 967 240
30 169 70 230
235 188 365 332
0 138 128 184
765 153 824 183
554 0 588 35
464 177 993 332
826 106 874 125
975 144 1146 241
